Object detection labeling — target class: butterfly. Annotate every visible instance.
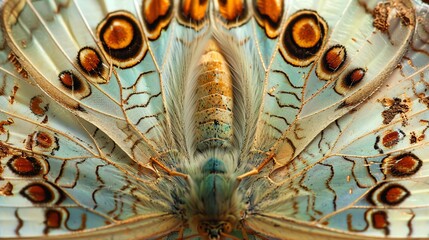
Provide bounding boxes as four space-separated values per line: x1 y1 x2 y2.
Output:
0 0 428 239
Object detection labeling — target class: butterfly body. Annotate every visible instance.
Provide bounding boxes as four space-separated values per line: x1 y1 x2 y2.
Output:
0 0 428 239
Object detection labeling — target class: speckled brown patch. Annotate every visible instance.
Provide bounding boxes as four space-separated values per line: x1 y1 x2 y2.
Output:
0 143 10 158
410 131 417 144
373 2 413 33
381 98 409 125
8 53 28 79
0 182 13 196
418 93 429 108
9 86 18 104
373 3 390 32
393 1 414 26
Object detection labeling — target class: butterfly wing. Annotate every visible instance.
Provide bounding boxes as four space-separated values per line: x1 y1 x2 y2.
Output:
244 1 429 238
0 0 209 169
0 18 182 239
246 0 417 166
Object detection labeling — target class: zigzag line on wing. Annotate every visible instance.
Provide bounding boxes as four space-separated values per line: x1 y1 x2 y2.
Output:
124 92 162 111
267 92 300 109
92 185 104 211
123 91 152 103
297 171 321 219
342 157 378 188
278 90 301 101
95 164 106 184
346 212 369 232
92 129 117 155
407 210 416 237
318 163 337 212
122 70 157 90
14 209 23 236
317 131 325 154
411 45 429 57
54 159 86 188
264 113 291 132
107 191 120 217
271 70 303 89
135 112 163 126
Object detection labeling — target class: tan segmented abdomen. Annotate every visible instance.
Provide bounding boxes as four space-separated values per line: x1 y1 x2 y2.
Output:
194 40 233 151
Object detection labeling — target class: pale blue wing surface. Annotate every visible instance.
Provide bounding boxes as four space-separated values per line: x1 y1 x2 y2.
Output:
1 0 175 169
243 3 429 238
0 34 182 238
249 0 417 167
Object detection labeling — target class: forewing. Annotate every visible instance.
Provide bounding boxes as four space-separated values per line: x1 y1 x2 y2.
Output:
0 0 207 167
249 0 417 166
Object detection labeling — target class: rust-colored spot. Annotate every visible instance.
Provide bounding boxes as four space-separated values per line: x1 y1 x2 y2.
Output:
45 210 62 228
0 118 14 134
59 71 81 90
181 0 209 21
323 45 346 72
144 0 171 24
102 18 134 50
218 0 244 21
36 132 54 149
381 98 409 125
7 156 42 176
77 47 102 75
255 0 282 24
380 184 409 205
291 17 321 49
30 96 48 116
0 182 13 196
372 211 388 229
21 183 53 203
382 131 399 148
344 68 365 87
385 153 422 177
9 85 19 104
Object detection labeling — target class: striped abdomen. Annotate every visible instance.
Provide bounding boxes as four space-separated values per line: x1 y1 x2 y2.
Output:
194 40 233 151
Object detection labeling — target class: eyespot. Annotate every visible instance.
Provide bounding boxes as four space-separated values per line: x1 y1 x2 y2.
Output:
216 0 249 28
280 10 328 67
97 11 146 68
58 70 91 100
253 0 284 38
142 0 173 40
316 45 348 81
178 0 209 30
